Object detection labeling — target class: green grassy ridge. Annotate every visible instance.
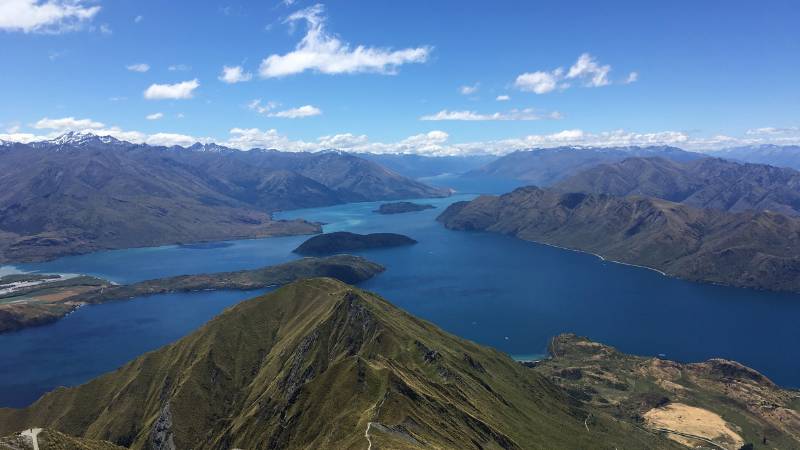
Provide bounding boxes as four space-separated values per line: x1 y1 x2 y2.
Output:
0 279 678 449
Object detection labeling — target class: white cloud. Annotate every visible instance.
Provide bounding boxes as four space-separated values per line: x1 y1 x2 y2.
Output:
248 100 322 118
146 112 164 120
34 116 104 130
218 65 253 84
420 108 560 121
168 64 191 71
515 53 627 94
126 63 150 73
514 69 564 94
746 126 799 136
98 23 111 35
0 0 100 33
270 105 322 118
145 133 201 147
318 133 369 149
134 15 143 23
496 95 510 101
259 4 430 77
6 114 800 156
566 53 610 87
460 83 479 95
144 79 199 100
248 99 278 114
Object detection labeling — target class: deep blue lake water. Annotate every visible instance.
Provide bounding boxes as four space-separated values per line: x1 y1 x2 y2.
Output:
1 194 799 408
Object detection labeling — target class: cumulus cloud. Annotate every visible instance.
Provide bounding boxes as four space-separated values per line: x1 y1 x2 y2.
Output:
318 133 369 149
248 99 322 118
144 79 199 100
496 95 510 101
460 83 479 95
146 112 164 120
566 53 610 87
34 116 104 130
145 133 201 147
218 65 252 83
515 53 630 94
514 68 564 94
0 0 100 33
126 63 150 73
420 108 560 121
259 4 430 77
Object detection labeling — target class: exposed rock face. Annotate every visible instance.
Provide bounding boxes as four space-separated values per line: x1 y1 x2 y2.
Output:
556 156 800 216
293 231 417 255
438 186 800 292
148 403 176 450
0 279 677 449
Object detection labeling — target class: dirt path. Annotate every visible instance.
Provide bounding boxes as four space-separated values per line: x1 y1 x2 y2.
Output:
365 422 375 450
21 428 42 450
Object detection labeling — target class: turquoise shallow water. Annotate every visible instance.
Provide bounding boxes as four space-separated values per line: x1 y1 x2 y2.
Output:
1 193 799 407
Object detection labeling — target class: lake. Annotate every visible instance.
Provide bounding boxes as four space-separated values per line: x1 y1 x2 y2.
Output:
1 194 799 407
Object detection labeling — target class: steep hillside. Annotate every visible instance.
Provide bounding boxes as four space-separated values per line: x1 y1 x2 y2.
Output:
464 146 702 186
0 278 676 450
438 187 800 292
0 133 447 263
557 156 800 216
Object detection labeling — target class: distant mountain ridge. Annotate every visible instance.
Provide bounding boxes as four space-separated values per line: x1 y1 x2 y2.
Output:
439 186 800 292
556 156 800 216
709 144 800 170
463 145 703 186
0 133 447 263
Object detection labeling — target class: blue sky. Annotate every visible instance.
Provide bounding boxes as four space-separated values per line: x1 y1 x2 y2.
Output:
1 0 798 154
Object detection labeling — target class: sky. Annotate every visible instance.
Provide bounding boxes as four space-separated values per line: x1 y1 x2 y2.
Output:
1 0 798 155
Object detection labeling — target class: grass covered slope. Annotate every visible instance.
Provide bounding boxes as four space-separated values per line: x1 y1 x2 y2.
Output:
439 186 800 292
0 279 678 449
532 334 800 450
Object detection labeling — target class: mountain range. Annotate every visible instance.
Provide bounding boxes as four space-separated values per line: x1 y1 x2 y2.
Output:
556 156 800 216
0 278 675 449
438 186 800 292
462 146 703 186
358 153 496 179
709 144 800 171
0 133 446 263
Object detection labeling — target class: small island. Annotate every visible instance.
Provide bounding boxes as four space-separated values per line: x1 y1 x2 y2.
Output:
293 231 417 255
374 201 436 215
0 255 384 333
